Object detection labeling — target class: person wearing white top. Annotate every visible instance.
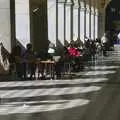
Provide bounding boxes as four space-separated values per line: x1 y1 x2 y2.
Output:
101 33 108 56
101 33 108 45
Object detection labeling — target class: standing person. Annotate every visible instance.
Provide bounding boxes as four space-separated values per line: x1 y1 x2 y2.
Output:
10 45 25 78
101 33 108 56
23 43 36 79
117 32 120 44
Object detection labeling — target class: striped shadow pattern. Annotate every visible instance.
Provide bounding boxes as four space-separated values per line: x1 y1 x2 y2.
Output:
0 46 119 115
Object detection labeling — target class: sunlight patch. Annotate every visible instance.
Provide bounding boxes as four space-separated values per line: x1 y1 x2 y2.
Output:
90 66 120 70
0 78 108 87
0 86 102 98
0 99 90 115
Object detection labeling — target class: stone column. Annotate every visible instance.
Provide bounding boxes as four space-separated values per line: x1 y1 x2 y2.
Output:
58 0 65 45
86 4 90 39
93 4 96 40
0 0 15 52
64 1 66 45
78 1 81 39
65 0 72 43
47 0 56 45
80 1 85 42
15 0 30 48
84 0 86 40
95 8 98 39
70 1 74 41
0 0 16 72
56 0 58 45
98 9 105 38
98 0 111 38
73 0 79 41
89 0 91 39
91 6 94 39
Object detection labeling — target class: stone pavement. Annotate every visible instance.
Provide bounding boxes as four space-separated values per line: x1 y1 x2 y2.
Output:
0 45 120 120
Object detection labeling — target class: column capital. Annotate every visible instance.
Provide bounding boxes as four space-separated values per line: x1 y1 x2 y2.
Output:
73 0 78 4
95 8 98 15
65 0 73 5
80 2 85 11
91 6 94 14
73 0 79 8
86 4 90 12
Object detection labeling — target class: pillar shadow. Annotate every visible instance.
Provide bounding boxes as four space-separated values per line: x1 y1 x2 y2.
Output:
56 39 64 55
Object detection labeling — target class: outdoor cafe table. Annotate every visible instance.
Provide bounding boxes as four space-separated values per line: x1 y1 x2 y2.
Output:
36 60 55 79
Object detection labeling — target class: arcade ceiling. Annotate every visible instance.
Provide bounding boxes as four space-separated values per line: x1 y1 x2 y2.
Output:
30 0 111 10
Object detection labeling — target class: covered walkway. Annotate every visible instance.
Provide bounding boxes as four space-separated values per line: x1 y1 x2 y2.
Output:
0 45 120 120
0 0 120 120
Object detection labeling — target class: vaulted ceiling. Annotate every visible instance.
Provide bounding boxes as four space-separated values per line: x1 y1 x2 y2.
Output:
89 0 111 9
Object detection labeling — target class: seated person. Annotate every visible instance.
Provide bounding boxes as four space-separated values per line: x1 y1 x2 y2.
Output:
55 49 70 79
67 44 81 57
36 50 53 79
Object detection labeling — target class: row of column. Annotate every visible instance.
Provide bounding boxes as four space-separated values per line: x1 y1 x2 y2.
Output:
0 0 30 51
48 0 99 46
0 0 99 52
